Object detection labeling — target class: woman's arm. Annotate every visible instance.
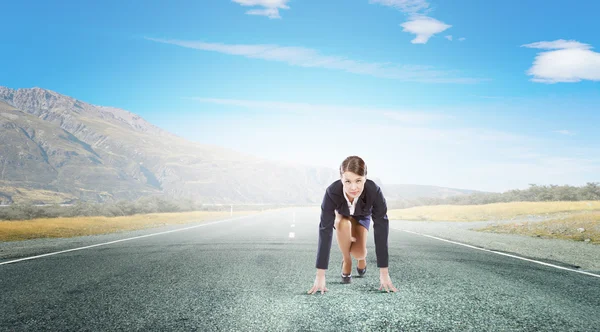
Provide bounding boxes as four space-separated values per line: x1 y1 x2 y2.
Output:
372 185 389 269
315 190 336 270
372 185 397 292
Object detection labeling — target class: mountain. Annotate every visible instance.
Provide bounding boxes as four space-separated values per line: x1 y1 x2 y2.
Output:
0 86 480 206
0 86 338 205
382 183 482 200
380 183 489 208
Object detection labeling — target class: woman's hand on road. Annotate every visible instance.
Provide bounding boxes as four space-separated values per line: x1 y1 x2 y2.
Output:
308 270 328 295
379 268 398 293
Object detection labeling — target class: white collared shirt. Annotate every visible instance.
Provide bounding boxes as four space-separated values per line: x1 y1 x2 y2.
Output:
343 192 358 215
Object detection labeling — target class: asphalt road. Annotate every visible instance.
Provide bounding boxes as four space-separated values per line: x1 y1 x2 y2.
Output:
1 207 599 331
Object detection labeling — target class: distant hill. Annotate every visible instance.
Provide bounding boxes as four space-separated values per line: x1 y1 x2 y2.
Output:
382 183 483 200
0 86 338 204
0 86 481 206
380 183 490 208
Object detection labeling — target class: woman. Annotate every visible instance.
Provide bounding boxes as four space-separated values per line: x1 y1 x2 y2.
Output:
308 155 397 294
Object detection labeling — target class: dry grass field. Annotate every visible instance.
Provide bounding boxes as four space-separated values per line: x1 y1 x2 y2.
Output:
388 201 600 244
473 210 600 244
388 201 600 222
0 210 260 242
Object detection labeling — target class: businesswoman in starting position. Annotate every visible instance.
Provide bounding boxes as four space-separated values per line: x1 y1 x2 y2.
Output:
308 155 397 294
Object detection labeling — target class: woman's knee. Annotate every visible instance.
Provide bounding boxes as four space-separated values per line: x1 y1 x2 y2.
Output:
335 216 352 231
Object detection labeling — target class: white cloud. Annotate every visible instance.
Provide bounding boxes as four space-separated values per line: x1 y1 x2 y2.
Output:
521 39 600 83
445 35 453 41
458 37 466 41
554 130 576 136
369 0 432 15
523 40 591 50
370 0 452 44
232 0 290 19
401 16 452 44
146 37 482 83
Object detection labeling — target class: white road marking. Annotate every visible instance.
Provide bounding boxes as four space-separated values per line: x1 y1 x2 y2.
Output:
289 232 295 238
291 224 295 228
394 227 600 279
0 214 261 266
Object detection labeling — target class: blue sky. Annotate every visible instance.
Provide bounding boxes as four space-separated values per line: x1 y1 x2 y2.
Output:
2 0 600 192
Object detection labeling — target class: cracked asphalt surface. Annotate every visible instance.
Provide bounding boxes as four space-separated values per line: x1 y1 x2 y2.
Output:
1 207 599 331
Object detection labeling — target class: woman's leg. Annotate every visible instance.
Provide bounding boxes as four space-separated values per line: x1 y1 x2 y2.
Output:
350 220 368 269
334 212 353 275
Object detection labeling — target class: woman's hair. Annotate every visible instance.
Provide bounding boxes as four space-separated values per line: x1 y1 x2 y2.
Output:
340 155 367 177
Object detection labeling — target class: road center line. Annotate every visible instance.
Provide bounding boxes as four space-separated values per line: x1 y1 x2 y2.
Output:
393 227 600 279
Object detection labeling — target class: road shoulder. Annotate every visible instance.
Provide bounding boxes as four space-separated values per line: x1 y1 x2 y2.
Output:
390 219 600 274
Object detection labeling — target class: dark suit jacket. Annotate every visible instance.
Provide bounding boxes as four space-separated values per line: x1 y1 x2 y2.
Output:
315 178 389 270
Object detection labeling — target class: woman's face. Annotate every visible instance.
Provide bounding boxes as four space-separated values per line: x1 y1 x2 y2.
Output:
341 171 366 199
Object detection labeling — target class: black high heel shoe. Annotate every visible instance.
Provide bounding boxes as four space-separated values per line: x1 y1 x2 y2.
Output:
357 260 367 277
357 266 367 277
341 261 352 284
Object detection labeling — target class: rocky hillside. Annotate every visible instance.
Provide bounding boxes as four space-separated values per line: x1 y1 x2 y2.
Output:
0 86 338 204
